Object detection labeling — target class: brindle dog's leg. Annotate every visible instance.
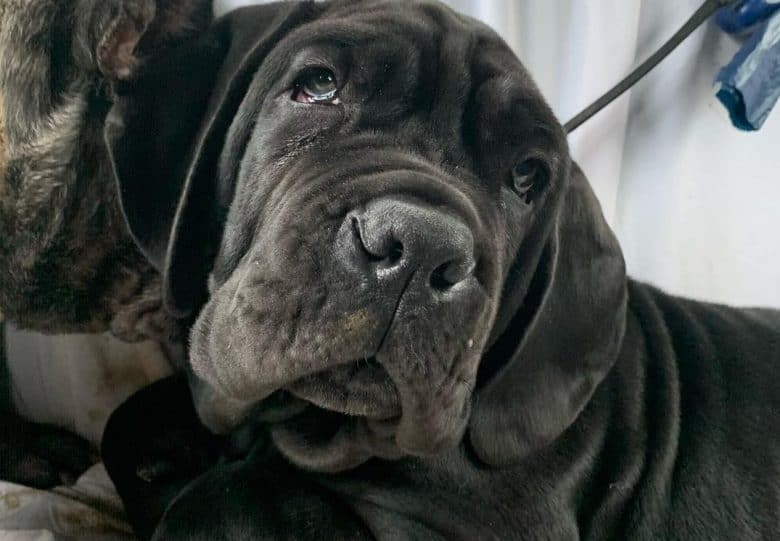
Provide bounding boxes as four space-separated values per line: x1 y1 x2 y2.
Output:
0 0 210 487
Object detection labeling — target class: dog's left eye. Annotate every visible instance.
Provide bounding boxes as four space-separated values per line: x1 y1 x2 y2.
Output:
511 158 546 203
293 68 340 104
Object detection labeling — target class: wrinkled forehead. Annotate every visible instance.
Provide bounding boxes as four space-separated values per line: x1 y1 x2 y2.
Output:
285 0 538 100
235 0 565 169
315 0 479 61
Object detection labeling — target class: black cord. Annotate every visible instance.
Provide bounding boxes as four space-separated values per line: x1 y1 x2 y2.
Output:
564 0 740 134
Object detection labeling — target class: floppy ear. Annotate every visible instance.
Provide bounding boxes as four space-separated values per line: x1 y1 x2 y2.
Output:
105 3 319 318
469 163 627 465
104 25 227 274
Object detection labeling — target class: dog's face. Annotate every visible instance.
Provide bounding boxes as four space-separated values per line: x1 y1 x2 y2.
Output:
190 1 565 458
108 0 625 471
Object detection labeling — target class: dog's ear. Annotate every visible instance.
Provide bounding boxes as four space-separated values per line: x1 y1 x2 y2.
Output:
469 163 627 465
73 0 214 79
104 23 226 274
105 3 318 317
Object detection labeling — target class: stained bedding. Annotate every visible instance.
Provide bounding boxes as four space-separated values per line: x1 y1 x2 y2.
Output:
0 465 133 541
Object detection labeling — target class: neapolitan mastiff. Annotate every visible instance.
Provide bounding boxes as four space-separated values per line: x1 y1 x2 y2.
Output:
2 0 779 539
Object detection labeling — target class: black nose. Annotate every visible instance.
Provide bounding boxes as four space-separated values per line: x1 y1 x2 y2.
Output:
340 198 476 291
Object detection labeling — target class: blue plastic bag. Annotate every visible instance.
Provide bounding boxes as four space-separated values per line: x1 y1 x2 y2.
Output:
715 5 780 130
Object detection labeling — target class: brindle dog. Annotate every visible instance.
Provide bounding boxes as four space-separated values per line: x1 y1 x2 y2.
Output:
0 0 211 488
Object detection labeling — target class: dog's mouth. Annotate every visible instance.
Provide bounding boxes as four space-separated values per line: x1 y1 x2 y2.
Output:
189 263 488 471
194 346 474 472
223 357 403 473
285 356 401 420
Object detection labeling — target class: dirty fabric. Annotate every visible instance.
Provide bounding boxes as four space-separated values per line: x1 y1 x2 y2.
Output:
6 327 172 447
0 464 134 541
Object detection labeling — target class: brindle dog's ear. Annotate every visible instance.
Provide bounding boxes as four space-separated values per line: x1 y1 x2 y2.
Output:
105 4 319 318
73 0 213 79
469 164 628 465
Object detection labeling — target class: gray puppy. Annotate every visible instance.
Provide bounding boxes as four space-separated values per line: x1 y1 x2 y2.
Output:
0 0 211 487
97 2 780 540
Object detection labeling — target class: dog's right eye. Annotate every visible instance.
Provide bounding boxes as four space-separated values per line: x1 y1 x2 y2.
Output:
292 68 340 105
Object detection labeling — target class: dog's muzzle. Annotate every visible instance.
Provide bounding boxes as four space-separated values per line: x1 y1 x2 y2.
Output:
284 197 478 457
190 187 489 470
339 197 477 296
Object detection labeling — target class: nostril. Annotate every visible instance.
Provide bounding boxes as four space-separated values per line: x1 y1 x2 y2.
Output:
387 241 404 264
350 216 362 241
429 257 476 291
350 216 377 261
430 262 455 291
351 215 404 264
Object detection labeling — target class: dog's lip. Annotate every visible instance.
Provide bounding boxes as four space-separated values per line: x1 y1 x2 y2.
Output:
285 358 402 420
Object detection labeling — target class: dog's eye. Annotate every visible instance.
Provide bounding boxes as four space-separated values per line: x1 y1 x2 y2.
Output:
293 68 340 104
511 158 546 203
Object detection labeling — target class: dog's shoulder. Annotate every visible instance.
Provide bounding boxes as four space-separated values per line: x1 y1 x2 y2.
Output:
627 278 780 363
611 280 780 537
624 278 780 462
623 278 780 450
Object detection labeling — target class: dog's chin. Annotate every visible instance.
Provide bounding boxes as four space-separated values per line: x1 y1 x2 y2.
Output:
192 353 471 472
286 358 401 420
267 359 406 472
271 354 475 472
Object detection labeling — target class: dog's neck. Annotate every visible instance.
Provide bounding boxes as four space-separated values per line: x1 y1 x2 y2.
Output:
546 281 683 535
